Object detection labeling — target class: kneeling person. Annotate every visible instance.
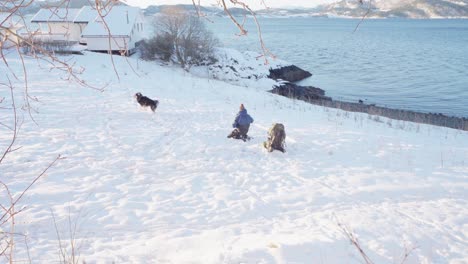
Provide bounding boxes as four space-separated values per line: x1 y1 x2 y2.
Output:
228 104 254 141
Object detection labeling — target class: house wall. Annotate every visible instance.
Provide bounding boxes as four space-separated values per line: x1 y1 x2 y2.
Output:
77 23 88 44
86 36 132 52
50 23 81 41
38 22 81 42
81 9 145 53
131 12 145 43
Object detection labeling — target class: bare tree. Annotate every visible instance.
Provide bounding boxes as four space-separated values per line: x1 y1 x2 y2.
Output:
142 6 218 69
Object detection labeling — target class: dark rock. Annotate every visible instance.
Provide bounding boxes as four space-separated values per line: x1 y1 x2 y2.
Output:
270 82 331 101
228 65 237 73
268 65 312 82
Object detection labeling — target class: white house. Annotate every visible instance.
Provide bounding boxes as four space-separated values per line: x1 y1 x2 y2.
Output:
81 6 144 55
30 7 85 42
73 6 98 44
30 5 144 55
0 13 23 48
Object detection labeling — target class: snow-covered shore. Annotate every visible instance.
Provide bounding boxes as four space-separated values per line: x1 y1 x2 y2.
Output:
196 48 468 131
1 52 467 263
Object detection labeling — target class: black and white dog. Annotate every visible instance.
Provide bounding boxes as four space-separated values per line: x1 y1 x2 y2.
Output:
135 92 159 112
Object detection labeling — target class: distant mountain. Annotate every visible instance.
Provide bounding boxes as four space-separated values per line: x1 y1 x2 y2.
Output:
223 7 251 16
376 0 468 18
256 8 327 18
7 1 468 18
270 0 468 18
143 1 468 19
143 4 220 16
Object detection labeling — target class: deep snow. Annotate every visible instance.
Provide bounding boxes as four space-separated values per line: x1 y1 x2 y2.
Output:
1 51 467 263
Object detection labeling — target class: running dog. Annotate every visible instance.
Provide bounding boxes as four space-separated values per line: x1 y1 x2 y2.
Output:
135 92 159 112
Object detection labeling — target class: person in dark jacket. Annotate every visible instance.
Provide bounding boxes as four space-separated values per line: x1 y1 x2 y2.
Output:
228 104 254 141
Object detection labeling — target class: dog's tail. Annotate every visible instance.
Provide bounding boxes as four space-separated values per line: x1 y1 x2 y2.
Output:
152 100 159 112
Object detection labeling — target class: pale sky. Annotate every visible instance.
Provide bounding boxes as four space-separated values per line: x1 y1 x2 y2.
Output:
123 0 335 10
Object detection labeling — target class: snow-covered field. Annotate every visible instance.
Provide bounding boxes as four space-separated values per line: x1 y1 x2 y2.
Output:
1 52 467 263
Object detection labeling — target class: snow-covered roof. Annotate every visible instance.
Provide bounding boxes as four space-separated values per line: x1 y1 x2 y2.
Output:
81 6 141 37
31 8 82 23
0 12 23 28
31 6 99 24
73 6 98 23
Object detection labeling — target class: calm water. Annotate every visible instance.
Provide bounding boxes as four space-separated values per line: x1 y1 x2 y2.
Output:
208 18 468 117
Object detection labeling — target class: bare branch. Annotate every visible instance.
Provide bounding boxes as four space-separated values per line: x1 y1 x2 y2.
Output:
218 0 247 36
353 0 373 33
51 209 67 263
1 26 105 92
337 221 374 264
192 0 202 17
400 244 418 264
0 180 14 262
0 155 65 225
214 0 275 63
0 78 20 165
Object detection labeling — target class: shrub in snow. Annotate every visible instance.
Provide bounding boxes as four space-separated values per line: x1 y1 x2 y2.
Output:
140 6 218 68
139 33 174 61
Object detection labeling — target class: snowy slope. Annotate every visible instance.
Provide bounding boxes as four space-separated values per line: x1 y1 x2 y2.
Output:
1 52 468 263
190 48 285 89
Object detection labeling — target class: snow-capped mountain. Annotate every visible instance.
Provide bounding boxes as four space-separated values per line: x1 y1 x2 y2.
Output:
143 4 221 16
16 1 468 18
258 0 468 18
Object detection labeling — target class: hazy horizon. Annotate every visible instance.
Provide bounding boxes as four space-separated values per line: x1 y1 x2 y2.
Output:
123 0 336 10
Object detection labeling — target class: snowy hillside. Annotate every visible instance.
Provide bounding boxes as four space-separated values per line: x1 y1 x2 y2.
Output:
190 48 287 88
1 52 468 263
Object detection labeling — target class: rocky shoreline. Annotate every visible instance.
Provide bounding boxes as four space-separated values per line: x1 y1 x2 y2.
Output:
269 66 468 131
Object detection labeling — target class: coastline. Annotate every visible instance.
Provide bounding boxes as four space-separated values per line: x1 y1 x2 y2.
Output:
191 48 468 132
269 66 468 131
208 19 468 121
270 80 468 131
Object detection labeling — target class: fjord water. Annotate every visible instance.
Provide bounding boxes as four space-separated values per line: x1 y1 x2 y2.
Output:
209 18 468 117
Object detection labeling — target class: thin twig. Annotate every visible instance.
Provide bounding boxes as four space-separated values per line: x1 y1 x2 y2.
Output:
353 0 372 33
337 221 374 264
0 79 19 165
0 155 65 225
51 209 67 263
400 244 418 264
